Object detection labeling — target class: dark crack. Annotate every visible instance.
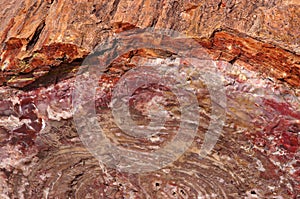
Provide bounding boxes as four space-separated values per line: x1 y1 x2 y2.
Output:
26 20 45 51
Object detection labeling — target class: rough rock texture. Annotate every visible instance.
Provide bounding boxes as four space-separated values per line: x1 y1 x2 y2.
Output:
0 0 299 198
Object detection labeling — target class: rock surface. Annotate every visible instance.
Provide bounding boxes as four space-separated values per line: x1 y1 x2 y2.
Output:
0 0 299 198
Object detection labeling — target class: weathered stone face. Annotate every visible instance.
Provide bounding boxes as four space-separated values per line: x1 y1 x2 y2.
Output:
0 0 299 198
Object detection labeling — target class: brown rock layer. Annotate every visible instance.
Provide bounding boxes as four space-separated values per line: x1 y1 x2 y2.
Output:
0 0 299 88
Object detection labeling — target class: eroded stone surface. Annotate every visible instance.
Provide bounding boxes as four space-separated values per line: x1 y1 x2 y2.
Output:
0 51 299 198
0 0 299 198
0 0 299 88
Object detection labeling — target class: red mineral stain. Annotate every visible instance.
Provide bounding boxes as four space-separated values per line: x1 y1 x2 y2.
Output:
280 131 299 153
263 99 300 119
11 124 37 152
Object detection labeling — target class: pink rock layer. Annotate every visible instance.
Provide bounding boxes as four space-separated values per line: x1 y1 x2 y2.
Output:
0 52 299 198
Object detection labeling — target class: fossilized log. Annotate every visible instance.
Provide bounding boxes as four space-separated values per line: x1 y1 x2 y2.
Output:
0 0 299 198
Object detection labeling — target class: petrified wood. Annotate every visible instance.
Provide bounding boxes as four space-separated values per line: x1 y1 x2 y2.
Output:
0 0 299 198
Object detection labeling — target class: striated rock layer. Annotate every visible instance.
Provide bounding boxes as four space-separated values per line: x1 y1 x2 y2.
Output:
0 0 299 198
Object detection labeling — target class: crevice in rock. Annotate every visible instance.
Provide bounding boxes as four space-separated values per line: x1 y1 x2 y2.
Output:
110 0 121 17
21 57 85 91
26 19 45 51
